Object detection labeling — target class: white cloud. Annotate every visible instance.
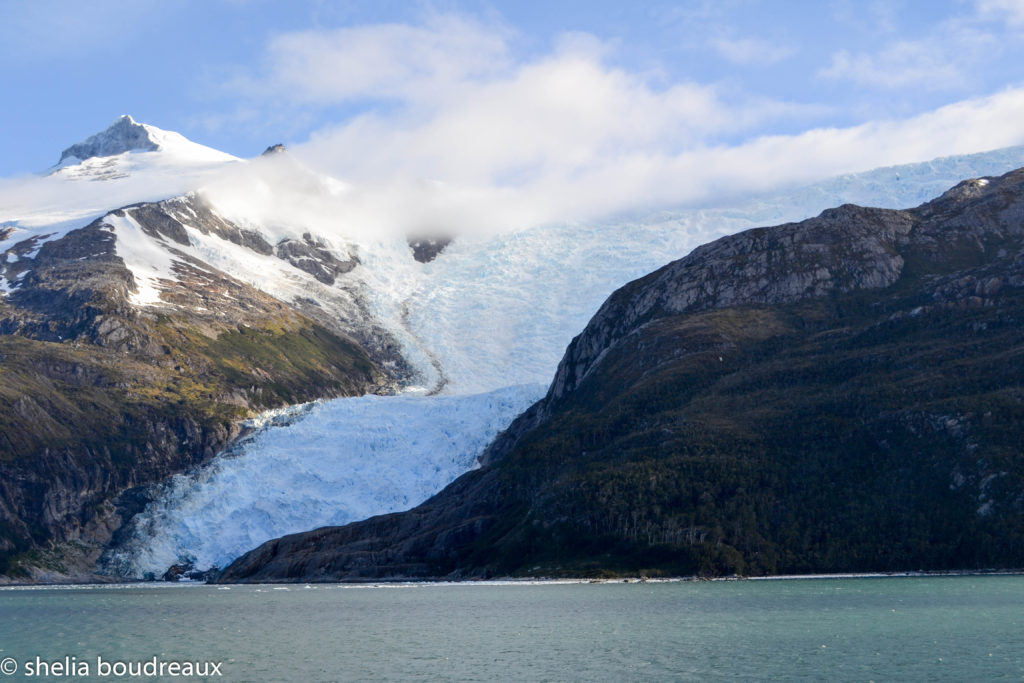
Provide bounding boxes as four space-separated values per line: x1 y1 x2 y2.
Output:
221 16 1024 237
977 0 1024 25
283 86 1024 237
819 4 1010 91
271 20 809 184
818 40 966 89
700 87 1024 188
255 14 512 104
299 55 768 182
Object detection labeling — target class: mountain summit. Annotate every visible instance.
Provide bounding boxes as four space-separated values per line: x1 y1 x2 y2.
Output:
55 115 235 168
58 115 163 164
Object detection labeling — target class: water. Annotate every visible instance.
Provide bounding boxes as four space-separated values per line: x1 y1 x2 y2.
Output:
1 576 1022 681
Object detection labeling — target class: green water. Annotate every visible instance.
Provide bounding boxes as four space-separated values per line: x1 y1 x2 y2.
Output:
0 576 1022 681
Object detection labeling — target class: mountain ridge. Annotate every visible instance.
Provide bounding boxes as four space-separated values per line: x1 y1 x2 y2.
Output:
0 187 405 580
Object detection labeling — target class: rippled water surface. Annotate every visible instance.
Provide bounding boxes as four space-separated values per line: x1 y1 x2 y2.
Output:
1 576 1022 681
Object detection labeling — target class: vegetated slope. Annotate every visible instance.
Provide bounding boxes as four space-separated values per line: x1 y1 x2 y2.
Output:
0 196 396 581
218 168 1024 582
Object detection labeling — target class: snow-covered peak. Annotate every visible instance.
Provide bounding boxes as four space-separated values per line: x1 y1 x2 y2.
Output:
58 115 157 163
0 117 242 238
56 115 235 167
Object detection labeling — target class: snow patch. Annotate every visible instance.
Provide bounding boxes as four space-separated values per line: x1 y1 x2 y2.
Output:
105 213 180 306
1 269 29 295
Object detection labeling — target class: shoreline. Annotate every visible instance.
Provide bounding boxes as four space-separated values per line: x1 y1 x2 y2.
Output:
3 568 1024 590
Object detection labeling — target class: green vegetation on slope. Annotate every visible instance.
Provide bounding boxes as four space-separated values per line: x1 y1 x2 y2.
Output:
0 313 383 574
460 293 1024 577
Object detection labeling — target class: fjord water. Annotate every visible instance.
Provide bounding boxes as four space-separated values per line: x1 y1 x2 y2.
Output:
1 576 1021 681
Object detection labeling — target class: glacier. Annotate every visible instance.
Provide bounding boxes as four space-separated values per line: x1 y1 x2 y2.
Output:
103 384 544 577
22 125 1020 578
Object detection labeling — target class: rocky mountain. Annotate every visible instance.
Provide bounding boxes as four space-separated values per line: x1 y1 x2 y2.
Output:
0 121 412 581
218 168 1024 582
59 115 164 164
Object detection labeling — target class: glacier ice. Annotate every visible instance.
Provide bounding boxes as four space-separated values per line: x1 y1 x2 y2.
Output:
104 385 544 577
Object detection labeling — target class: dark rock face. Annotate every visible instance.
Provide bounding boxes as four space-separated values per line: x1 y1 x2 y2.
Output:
161 560 217 582
0 409 240 577
1 220 146 352
58 115 159 164
407 237 452 264
120 204 190 246
134 194 360 285
262 144 287 156
275 233 358 285
484 175 1024 462
219 168 1024 583
158 194 274 254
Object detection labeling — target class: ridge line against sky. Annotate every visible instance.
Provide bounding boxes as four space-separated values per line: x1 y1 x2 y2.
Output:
2 0 1024 225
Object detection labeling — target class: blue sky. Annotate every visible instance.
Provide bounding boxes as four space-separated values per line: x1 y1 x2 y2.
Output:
3 0 1024 218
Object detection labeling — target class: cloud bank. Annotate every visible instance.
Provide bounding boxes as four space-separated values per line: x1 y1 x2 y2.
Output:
218 13 1024 236
9 8 1024 242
